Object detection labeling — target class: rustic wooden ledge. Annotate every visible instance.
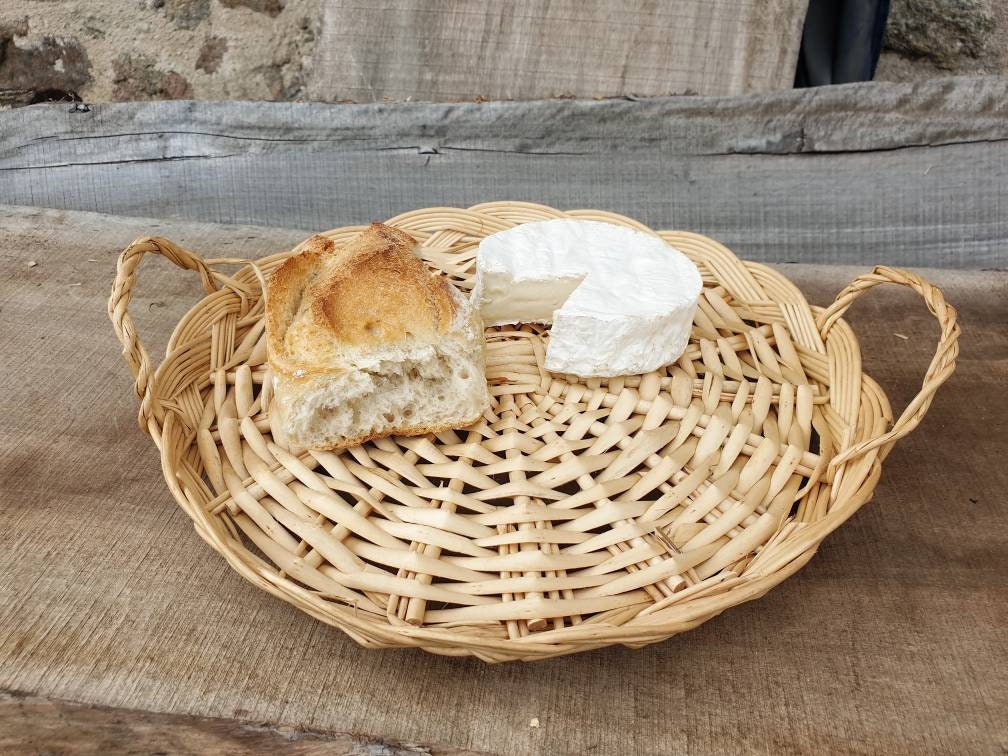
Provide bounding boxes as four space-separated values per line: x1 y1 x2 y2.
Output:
0 76 1005 268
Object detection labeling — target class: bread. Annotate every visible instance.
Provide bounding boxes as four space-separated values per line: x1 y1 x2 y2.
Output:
266 223 490 451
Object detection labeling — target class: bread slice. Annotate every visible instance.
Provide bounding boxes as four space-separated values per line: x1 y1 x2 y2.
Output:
266 223 490 451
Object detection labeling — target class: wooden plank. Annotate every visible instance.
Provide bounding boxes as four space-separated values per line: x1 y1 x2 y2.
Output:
307 0 808 101
4 78 1004 158
0 691 477 755
1 207 1006 753
0 77 1005 268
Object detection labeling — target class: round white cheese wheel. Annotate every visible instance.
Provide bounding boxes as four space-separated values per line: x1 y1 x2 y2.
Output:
471 219 702 377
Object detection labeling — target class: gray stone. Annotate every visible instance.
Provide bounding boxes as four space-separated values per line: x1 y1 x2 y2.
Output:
885 0 995 68
111 52 193 100
0 20 92 106
163 0 211 30
218 0 285 17
195 35 227 74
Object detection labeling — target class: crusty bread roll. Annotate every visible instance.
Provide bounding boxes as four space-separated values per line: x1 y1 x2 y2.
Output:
266 223 490 451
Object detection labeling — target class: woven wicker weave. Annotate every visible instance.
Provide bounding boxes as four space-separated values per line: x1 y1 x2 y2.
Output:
108 203 959 662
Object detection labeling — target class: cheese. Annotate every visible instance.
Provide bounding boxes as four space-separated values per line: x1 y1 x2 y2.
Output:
471 219 702 377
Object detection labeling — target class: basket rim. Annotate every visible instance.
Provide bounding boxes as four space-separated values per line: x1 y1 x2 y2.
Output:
109 203 959 661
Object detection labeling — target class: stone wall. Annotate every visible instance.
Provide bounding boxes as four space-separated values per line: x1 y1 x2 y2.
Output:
1 0 320 106
1 0 1005 107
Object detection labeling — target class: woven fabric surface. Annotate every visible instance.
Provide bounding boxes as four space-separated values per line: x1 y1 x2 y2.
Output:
2 205 1004 751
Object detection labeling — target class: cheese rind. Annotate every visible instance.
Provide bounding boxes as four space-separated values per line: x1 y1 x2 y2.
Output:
471 219 702 377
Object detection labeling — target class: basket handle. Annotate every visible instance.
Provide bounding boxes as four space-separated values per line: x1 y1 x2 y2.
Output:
817 266 960 468
108 236 224 406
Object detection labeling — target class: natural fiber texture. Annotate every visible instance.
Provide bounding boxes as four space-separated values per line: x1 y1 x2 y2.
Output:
108 203 959 662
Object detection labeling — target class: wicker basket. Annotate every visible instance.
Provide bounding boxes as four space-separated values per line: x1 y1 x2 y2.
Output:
108 203 959 662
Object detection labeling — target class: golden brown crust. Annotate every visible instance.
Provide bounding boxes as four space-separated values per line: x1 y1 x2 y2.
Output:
265 234 334 374
266 223 460 378
310 235 450 346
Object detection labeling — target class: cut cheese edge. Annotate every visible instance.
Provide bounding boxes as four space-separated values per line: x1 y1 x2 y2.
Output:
471 219 702 377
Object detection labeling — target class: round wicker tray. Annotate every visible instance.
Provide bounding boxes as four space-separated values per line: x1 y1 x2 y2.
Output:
109 203 959 662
